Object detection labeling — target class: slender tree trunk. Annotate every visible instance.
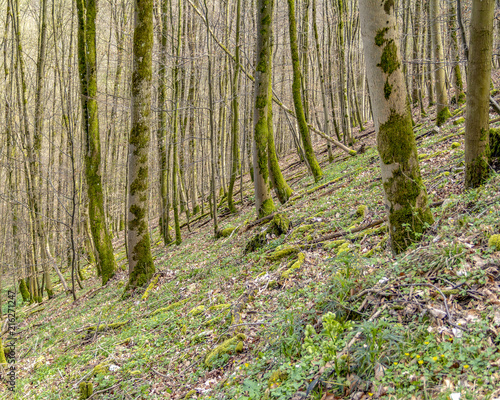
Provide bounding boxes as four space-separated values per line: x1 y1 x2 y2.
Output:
227 0 242 214
287 0 323 182
465 0 495 188
126 0 155 292
157 0 172 245
252 0 276 218
359 0 434 254
430 0 451 126
76 0 116 285
449 0 465 105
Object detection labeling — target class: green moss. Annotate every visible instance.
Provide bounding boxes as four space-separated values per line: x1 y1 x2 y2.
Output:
204 333 246 367
184 389 197 399
451 142 460 149
150 298 190 317
324 239 346 250
453 117 465 126
19 278 30 302
489 128 500 158
377 40 400 75
465 132 490 188
488 234 500 250
141 274 159 300
267 246 299 261
436 107 452 127
189 305 206 316
281 252 305 279
217 226 237 238
383 0 395 14
258 197 275 219
356 205 368 217
268 213 290 235
375 27 390 47
79 382 93 400
378 110 415 165
337 242 351 255
348 149 357 156
92 363 109 376
208 304 231 312
0 338 6 364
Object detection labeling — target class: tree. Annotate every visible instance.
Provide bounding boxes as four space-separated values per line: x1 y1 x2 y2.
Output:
252 0 276 218
76 0 116 285
126 0 155 292
430 0 451 126
287 0 323 182
359 0 434 254
465 0 495 188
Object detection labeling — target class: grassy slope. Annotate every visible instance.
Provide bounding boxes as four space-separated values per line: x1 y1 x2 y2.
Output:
6 106 500 400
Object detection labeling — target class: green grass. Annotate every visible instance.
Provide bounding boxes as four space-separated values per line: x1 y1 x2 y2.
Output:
8 114 500 399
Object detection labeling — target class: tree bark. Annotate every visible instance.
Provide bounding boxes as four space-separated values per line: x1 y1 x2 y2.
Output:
465 0 495 188
359 0 434 254
126 0 155 292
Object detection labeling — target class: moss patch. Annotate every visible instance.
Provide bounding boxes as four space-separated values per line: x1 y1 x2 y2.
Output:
204 333 246 367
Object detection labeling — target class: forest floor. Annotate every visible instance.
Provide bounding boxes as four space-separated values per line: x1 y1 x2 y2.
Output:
6 101 500 400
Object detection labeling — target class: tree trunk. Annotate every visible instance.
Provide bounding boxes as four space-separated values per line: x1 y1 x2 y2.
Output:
126 0 155 292
359 0 434 254
227 0 242 214
76 0 116 285
430 0 451 126
287 0 323 182
465 0 495 188
252 0 276 218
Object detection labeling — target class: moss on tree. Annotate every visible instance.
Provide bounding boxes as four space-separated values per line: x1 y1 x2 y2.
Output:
19 278 30 302
436 106 452 126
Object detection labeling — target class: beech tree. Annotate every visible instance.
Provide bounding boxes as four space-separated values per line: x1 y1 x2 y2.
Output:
252 0 276 218
76 0 116 285
465 0 495 188
126 0 155 291
359 0 434 254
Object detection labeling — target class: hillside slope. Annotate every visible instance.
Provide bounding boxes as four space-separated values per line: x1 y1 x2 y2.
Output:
7 106 500 400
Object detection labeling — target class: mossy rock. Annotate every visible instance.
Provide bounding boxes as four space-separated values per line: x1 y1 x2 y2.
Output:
453 117 465 126
267 246 299 261
79 382 93 400
356 205 368 218
281 253 305 279
216 226 237 239
204 333 246 367
337 242 351 255
488 234 500 250
189 305 206 316
92 363 109 376
490 128 500 158
451 142 461 149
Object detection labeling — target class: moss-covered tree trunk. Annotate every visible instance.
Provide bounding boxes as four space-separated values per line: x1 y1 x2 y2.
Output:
359 0 434 254
430 0 451 126
125 0 155 292
76 0 116 285
171 0 182 245
287 0 323 182
465 0 495 188
227 0 242 214
449 0 465 105
337 0 352 145
267 0 292 204
253 0 276 218
156 0 172 245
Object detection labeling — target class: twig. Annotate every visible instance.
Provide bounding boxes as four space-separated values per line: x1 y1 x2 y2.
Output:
87 383 121 399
